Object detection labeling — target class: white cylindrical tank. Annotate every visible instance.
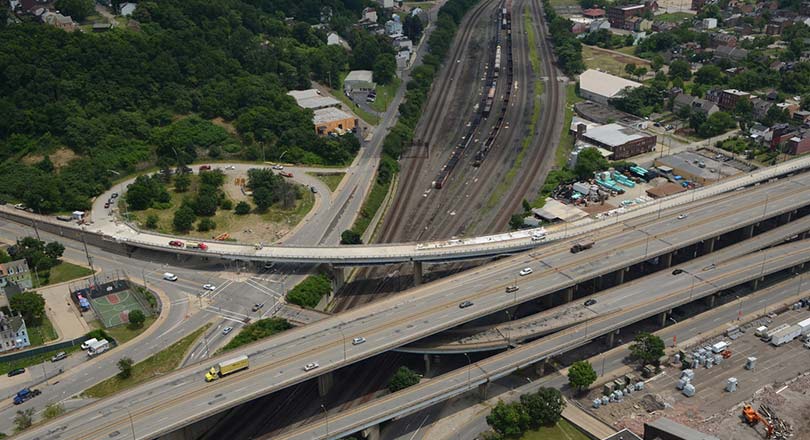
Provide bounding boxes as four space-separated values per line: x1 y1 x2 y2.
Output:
593 399 602 408
746 356 757 370
682 383 696 397
726 377 738 392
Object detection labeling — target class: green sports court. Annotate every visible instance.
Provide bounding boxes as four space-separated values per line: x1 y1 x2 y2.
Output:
89 289 151 328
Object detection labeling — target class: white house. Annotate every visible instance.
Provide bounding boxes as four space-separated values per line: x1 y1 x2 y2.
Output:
385 15 403 36
120 2 137 16
0 313 30 353
362 7 378 23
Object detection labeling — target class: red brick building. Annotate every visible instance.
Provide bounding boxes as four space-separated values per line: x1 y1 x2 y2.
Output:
607 4 647 30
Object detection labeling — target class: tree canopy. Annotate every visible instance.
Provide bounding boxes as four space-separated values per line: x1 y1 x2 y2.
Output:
629 332 666 365
568 360 598 392
388 366 421 392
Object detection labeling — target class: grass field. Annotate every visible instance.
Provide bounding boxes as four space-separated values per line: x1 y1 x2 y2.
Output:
368 78 401 113
581 45 650 78
547 0 579 6
556 83 583 167
654 12 694 22
308 172 346 192
83 324 210 399
46 262 93 285
521 420 590 440
130 174 314 243
351 177 392 238
27 316 58 347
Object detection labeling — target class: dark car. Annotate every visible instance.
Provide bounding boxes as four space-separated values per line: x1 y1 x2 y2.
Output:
104 202 110 209
252 303 264 312
584 299 597 306
459 300 474 309
111 192 119 199
672 269 684 275
7 368 25 377
169 240 184 247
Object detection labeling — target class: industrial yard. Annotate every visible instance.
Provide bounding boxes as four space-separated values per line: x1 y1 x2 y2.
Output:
582 305 810 439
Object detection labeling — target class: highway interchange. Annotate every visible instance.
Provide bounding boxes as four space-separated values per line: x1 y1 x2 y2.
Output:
14 168 810 440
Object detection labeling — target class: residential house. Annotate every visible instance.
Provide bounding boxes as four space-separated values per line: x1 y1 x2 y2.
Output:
710 33 738 48
377 0 394 8
770 123 799 149
793 110 810 124
362 7 378 23
396 50 411 69
607 4 647 30
785 131 810 154
393 37 413 51
715 45 749 62
749 123 772 142
701 18 717 29
673 93 720 116
0 312 29 353
41 11 76 31
751 97 773 120
327 32 351 49
777 101 800 117
119 2 136 16
385 15 403 36
652 20 677 32
0 259 32 307
765 16 791 35
590 18 611 32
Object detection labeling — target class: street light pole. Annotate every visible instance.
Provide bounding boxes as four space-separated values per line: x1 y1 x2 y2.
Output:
463 353 471 389
321 404 329 438
338 324 347 362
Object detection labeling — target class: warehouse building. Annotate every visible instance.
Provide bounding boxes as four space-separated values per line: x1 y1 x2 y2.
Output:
579 69 642 106
313 107 358 136
287 89 341 110
576 122 656 159
344 70 376 94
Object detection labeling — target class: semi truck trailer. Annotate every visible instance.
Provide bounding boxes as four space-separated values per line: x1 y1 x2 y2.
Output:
205 355 249 382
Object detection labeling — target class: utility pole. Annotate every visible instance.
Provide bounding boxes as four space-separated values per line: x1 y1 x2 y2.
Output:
81 234 100 289
31 220 40 241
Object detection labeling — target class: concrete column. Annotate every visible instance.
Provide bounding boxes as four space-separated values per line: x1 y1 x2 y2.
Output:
535 359 548 376
413 261 423 286
705 294 716 308
478 381 490 400
615 268 625 285
800 231 808 240
318 372 334 397
543 293 553 308
659 311 667 328
661 252 673 269
332 265 345 291
781 211 793 225
362 424 380 440
563 287 574 303
606 331 615 348
703 237 716 254
594 276 603 291
751 278 759 290
742 224 754 239
424 354 431 374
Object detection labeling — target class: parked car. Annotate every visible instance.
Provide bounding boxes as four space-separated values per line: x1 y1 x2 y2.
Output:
252 303 264 312
202 284 216 291
352 337 366 345
584 299 597 306
225 165 236 170
104 202 110 209
280 171 294 178
111 193 118 198
169 240 184 247
51 352 67 362
222 326 233 335
7 368 25 377
271 164 284 170
163 272 178 281
519 267 533 276
304 362 320 371
310 186 318 194
677 213 688 219
459 300 474 309
199 165 212 171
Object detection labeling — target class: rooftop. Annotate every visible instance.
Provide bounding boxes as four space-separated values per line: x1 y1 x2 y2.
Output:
579 69 642 100
0 259 29 277
313 107 355 124
645 417 720 440
531 199 589 222
287 89 340 110
602 428 642 440
582 123 650 147
345 70 374 83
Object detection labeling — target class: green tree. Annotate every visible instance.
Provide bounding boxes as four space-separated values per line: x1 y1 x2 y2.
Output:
634 66 648 79
9 291 46 325
172 205 196 232
44 241 65 262
624 63 636 78
173 173 191 192
234 201 251 215
486 400 530 437
629 332 665 365
669 60 691 81
574 147 609 179
695 64 725 85
286 274 332 308
698 111 736 137
13 409 34 433
373 53 397 85
145 214 159 229
197 218 216 232
127 310 146 329
651 55 665 72
568 360 598 393
0 248 11 263
388 366 421 392
55 0 94 21
193 192 219 216
340 230 363 245
43 403 65 420
521 388 565 427
509 214 525 230
117 357 134 379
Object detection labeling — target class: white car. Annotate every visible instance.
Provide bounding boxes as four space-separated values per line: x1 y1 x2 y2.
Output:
519 267 533 276
163 273 178 281
677 214 688 219
222 327 233 335
225 165 236 170
304 362 320 371
203 284 216 291
272 165 284 170
352 337 366 345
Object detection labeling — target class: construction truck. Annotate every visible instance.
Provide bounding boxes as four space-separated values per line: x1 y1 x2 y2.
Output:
205 355 249 382
570 240 595 254
742 404 774 438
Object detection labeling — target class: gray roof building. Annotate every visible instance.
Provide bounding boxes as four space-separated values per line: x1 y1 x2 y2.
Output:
287 89 341 110
644 417 719 440
578 123 657 159
579 69 642 106
344 70 376 93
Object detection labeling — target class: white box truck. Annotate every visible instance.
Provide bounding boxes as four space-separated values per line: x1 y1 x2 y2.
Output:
711 341 729 353
81 338 98 350
762 323 790 341
87 339 110 357
797 317 810 336
771 325 802 347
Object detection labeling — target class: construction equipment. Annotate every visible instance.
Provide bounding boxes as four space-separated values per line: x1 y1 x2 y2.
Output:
742 404 773 438
721 349 732 359
213 233 230 241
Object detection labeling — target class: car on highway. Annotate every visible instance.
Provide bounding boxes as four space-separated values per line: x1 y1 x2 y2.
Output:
584 299 597 306
203 284 216 291
169 240 184 247
352 337 366 345
304 362 319 371
7 368 25 377
272 164 284 170
163 272 178 281
458 300 474 309
672 269 684 275
677 213 688 219
505 285 519 293
519 267 533 276
252 303 264 312
51 351 67 362
222 327 233 335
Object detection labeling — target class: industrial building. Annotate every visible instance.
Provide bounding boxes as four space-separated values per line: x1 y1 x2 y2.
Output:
313 107 358 135
575 122 657 159
653 151 742 184
643 417 719 440
343 70 376 94
579 69 643 105
287 89 341 110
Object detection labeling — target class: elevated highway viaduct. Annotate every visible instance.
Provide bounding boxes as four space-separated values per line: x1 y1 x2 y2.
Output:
16 169 810 440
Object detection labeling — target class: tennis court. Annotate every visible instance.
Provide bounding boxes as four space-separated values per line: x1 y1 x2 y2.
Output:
90 289 151 328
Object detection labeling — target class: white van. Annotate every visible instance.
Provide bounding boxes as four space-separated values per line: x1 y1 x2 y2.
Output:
81 338 98 350
163 272 178 281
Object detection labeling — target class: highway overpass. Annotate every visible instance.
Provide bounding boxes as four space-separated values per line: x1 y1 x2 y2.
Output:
16 170 810 440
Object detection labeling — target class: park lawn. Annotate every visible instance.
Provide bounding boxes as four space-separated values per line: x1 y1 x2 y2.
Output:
83 324 210 399
0 345 83 375
27 316 58 347
368 78 401 113
520 419 590 440
105 317 157 345
308 172 346 192
47 262 93 285
654 12 694 23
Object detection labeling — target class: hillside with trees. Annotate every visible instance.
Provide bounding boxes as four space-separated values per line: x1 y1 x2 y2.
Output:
0 0 370 213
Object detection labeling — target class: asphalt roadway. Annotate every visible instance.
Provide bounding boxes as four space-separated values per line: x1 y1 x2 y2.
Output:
14 171 810 440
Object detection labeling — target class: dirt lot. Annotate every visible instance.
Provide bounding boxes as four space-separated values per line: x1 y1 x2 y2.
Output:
583 308 810 439
582 46 651 78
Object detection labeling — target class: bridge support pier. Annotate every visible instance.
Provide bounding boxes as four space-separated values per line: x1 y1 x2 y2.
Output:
543 293 553 308
703 237 716 254
742 224 754 239
615 268 625 285
606 331 615 348
563 287 574 303
478 381 490 400
535 359 548 376
751 277 760 291
659 311 668 328
661 252 673 269
424 354 432 374
780 211 793 225
705 294 716 308
361 423 380 440
594 276 603 291
318 372 334 397
413 261 423 286
331 265 345 291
